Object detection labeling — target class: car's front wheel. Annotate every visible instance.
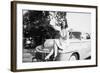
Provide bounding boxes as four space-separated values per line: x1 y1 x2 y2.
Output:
69 53 79 61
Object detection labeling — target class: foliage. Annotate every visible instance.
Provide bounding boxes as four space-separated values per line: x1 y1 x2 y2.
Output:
23 10 60 48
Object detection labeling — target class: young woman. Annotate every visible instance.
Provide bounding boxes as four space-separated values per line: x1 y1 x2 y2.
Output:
44 12 69 61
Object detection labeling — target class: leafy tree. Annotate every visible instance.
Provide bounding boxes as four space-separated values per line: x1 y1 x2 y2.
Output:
23 10 60 48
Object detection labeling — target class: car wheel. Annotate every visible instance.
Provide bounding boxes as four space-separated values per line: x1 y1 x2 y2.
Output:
69 54 78 61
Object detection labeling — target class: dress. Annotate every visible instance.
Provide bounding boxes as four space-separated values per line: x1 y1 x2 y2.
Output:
55 28 70 61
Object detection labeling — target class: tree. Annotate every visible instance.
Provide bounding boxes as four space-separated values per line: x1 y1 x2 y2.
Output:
23 10 60 48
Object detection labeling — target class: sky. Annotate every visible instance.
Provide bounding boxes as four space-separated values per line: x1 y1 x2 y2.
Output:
67 12 91 33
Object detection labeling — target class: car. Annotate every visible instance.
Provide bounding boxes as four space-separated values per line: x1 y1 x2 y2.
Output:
56 31 91 61
33 31 91 61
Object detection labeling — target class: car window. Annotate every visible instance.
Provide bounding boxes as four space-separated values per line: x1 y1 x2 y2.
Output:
69 32 81 40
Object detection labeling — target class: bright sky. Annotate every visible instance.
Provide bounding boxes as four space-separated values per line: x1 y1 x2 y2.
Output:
67 12 91 33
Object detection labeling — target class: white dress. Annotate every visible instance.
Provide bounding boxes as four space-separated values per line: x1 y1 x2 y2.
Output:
55 29 70 61
55 29 69 51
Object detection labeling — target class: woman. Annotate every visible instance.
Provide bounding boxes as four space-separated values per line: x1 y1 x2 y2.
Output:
45 12 69 61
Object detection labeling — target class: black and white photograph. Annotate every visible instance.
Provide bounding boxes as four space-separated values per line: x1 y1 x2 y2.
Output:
23 10 91 62
11 1 97 71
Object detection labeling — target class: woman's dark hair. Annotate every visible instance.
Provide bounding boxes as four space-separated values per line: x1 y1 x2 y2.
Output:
56 12 68 29
65 19 68 28
61 19 68 29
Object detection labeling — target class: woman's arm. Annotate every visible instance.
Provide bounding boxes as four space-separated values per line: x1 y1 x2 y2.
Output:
54 41 58 58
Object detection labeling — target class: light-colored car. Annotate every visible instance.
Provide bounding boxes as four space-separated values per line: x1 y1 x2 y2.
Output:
35 31 91 61
57 31 91 61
